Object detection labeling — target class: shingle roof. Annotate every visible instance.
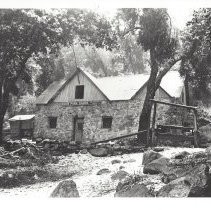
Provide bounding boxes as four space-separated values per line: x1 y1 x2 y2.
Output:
35 68 184 104
35 79 67 104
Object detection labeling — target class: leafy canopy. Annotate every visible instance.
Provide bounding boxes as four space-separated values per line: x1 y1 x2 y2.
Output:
0 9 117 96
181 8 211 102
137 8 178 65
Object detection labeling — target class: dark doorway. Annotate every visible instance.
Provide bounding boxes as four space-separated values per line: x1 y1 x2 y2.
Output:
74 117 84 143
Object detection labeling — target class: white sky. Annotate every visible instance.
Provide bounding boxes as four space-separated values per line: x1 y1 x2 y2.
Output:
0 0 209 29
168 8 194 29
96 7 194 30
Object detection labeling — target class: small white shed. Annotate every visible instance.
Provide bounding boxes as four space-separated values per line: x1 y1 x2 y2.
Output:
9 115 35 139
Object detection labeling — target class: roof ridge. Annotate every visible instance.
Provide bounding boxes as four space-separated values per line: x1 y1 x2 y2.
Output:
36 68 184 104
88 73 150 80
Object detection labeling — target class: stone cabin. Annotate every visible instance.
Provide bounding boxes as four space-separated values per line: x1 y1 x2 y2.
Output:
35 68 185 143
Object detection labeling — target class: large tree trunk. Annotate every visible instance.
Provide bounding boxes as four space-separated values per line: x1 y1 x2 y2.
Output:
0 77 10 145
138 54 182 146
138 49 158 145
0 94 10 145
0 115 3 144
0 76 3 144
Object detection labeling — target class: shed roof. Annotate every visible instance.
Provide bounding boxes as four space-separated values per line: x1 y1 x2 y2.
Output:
9 115 35 121
35 68 184 104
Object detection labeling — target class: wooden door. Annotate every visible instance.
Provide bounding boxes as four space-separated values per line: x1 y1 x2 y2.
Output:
74 117 84 142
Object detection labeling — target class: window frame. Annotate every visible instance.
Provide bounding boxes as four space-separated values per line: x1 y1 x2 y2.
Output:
102 116 113 129
75 85 84 99
48 116 57 129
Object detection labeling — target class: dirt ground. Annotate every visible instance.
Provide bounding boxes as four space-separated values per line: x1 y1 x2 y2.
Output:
0 147 205 198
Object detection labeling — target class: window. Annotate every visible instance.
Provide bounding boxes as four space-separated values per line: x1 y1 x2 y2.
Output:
75 85 84 99
48 117 57 128
102 116 113 129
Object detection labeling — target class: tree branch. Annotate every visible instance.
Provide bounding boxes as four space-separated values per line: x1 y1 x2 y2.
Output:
122 26 143 36
155 38 199 89
155 55 183 89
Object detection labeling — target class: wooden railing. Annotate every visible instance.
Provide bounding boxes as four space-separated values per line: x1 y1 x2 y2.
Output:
149 99 199 148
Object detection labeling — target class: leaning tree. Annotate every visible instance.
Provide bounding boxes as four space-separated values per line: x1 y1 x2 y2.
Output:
136 9 180 141
0 9 117 144
116 8 196 144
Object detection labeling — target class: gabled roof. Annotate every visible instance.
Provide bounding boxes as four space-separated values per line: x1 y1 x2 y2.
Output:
35 79 67 105
35 68 184 104
84 71 150 101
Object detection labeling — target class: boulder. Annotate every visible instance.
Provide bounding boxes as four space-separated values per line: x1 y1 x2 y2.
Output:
50 180 79 198
119 166 125 170
97 168 111 175
161 164 211 197
111 170 129 181
111 159 121 164
173 151 190 159
123 159 136 164
186 164 211 197
162 163 197 184
113 151 123 156
143 157 170 175
80 149 88 154
36 138 43 144
157 177 191 197
206 146 211 161
142 150 162 165
88 148 108 157
199 124 211 142
115 183 153 197
153 147 164 152
163 157 204 184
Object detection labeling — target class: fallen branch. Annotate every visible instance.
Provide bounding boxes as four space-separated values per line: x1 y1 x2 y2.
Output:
0 147 26 159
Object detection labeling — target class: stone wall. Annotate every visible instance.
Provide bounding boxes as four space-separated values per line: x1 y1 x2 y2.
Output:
34 87 172 142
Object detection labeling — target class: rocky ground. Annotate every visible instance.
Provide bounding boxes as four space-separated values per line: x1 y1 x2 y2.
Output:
0 147 205 198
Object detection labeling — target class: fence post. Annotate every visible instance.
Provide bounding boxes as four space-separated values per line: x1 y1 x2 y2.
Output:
146 100 153 147
193 109 198 148
151 102 157 146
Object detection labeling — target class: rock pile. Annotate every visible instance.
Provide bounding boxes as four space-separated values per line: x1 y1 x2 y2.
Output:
114 148 211 197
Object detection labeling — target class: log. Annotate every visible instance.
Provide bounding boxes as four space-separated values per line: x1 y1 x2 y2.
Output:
0 147 26 158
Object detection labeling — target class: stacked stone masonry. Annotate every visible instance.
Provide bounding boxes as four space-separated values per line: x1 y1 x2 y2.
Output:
35 87 171 143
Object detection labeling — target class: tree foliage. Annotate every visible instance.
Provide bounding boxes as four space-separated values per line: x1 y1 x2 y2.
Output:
181 8 211 104
137 9 178 65
116 8 181 144
0 8 117 143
